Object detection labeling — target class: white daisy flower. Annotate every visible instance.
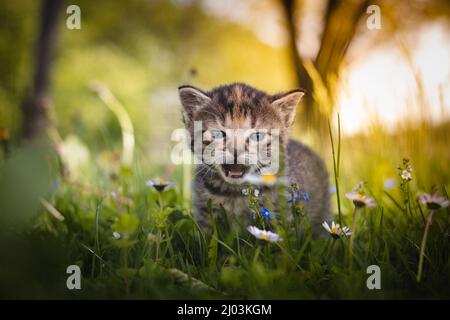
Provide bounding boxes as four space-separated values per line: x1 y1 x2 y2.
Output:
145 178 175 192
112 231 121 240
417 192 449 210
401 170 412 181
247 226 281 243
345 192 377 208
244 173 288 186
322 221 352 239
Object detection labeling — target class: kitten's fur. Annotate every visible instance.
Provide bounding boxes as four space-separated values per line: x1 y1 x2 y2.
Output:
178 83 330 235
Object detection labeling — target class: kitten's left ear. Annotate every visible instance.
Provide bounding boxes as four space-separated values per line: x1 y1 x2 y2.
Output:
271 89 305 126
178 85 211 125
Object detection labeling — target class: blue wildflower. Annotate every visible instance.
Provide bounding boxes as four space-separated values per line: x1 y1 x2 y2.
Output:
384 178 396 190
301 191 310 202
288 191 310 204
288 192 300 205
260 207 271 222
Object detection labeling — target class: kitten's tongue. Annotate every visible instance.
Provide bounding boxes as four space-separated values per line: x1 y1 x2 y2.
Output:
223 164 245 178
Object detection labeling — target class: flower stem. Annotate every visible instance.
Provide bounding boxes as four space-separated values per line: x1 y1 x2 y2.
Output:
158 192 164 209
291 192 300 242
416 210 434 283
328 115 342 225
156 193 165 261
348 206 358 271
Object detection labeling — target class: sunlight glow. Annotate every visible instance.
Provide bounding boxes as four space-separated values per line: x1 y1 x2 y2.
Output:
336 22 450 135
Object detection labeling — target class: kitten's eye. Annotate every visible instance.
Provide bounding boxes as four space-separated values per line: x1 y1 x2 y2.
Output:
249 132 266 142
210 130 225 140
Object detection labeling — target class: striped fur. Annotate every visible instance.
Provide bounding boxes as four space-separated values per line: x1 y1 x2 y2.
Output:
178 83 330 236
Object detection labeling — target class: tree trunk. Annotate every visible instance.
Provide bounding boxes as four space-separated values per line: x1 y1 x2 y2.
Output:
280 0 312 94
314 0 370 82
281 0 370 124
21 0 62 140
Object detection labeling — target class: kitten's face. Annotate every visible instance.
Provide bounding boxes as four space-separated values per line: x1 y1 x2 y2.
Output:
178 83 303 184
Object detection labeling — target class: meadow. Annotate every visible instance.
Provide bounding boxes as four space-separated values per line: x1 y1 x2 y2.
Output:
0 0 449 300
1 110 448 299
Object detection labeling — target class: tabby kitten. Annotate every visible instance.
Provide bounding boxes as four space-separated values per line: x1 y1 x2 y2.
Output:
178 83 330 235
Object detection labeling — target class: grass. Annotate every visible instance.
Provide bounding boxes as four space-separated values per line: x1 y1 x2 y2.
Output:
0 75 449 298
1 117 449 299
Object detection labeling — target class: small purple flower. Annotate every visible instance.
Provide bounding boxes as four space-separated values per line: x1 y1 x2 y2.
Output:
288 191 310 205
260 207 271 222
288 192 300 205
301 191 310 202
384 178 396 190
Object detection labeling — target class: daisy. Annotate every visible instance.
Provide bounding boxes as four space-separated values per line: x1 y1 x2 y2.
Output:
417 192 449 210
345 192 377 208
401 170 412 181
244 173 288 186
247 226 281 242
145 178 175 192
322 221 351 239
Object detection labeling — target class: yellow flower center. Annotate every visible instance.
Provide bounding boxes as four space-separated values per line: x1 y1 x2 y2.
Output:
331 226 340 234
262 174 276 184
261 233 269 241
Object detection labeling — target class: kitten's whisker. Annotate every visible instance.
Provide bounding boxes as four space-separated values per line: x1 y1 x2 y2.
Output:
193 165 209 178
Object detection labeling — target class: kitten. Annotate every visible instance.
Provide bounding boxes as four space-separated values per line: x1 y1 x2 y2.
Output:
178 83 330 235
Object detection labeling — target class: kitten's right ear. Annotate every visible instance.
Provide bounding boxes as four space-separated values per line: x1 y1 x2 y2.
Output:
178 85 211 124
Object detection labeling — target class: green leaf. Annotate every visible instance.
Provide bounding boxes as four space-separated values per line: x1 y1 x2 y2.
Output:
112 213 139 238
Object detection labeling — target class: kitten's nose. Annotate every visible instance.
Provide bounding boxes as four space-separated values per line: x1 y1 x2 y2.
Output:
227 135 244 163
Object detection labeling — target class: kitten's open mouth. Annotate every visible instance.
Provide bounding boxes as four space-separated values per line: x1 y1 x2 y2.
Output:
221 164 248 179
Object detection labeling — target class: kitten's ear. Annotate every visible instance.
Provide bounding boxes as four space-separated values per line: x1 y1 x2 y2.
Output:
271 89 305 126
178 85 211 124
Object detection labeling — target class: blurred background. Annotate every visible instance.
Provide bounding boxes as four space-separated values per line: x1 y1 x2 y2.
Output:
0 0 450 225
0 0 449 298
1 0 448 158
1 0 450 231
